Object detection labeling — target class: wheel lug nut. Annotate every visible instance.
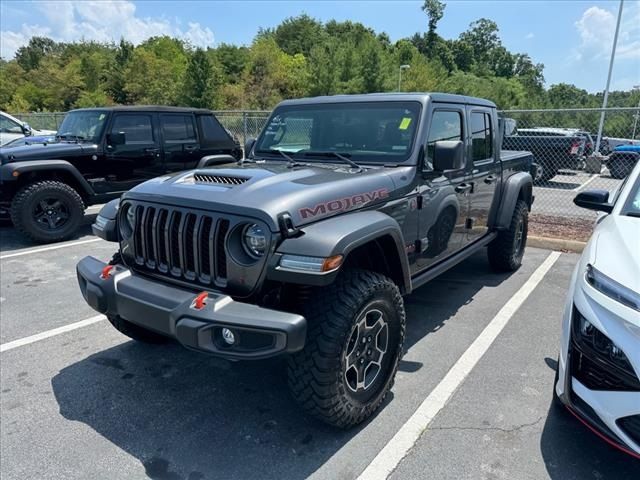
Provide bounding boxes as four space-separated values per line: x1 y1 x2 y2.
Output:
367 336 372 342
359 358 364 364
367 349 372 355
356 350 360 356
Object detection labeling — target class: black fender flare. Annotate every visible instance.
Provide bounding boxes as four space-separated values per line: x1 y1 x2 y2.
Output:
491 172 533 230
0 160 95 196
196 155 237 169
267 210 411 294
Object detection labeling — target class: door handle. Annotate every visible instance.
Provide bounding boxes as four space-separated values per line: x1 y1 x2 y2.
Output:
455 183 473 194
184 145 197 152
484 175 497 184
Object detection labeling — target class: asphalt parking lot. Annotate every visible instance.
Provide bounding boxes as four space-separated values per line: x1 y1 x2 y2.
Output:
1 226 638 479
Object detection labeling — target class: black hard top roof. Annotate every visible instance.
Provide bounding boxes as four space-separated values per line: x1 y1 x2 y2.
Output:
277 92 496 108
68 105 215 114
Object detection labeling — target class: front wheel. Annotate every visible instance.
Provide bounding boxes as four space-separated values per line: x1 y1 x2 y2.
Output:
487 200 528 272
287 269 406 428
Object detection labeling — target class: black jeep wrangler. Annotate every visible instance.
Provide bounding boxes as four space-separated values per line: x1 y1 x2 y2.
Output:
77 94 534 428
0 106 241 243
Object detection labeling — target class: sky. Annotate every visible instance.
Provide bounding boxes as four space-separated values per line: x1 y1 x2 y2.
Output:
1 0 639 93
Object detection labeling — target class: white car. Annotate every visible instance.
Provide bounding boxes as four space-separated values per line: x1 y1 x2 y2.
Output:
0 111 56 146
555 161 640 459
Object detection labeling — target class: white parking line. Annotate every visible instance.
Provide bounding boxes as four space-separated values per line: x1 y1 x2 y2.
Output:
0 238 102 260
357 251 562 480
0 315 106 353
573 174 598 192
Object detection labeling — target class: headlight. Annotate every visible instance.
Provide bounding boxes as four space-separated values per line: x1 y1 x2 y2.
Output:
586 264 640 311
242 224 266 258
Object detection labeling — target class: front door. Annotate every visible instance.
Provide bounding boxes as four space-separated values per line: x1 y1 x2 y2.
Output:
101 113 163 193
415 106 470 273
466 109 498 243
160 114 201 172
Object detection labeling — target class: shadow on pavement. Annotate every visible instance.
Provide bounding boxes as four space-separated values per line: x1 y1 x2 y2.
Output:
540 394 639 479
51 251 512 480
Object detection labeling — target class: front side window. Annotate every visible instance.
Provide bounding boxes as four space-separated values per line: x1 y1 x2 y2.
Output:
57 111 108 142
111 115 154 143
425 110 463 169
255 102 421 163
0 115 23 134
471 112 493 161
161 115 196 142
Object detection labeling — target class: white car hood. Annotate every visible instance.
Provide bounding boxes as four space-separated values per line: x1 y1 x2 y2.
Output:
592 215 640 294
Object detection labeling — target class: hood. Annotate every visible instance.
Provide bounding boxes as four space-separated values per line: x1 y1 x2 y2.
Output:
592 215 640 295
33 128 57 136
0 142 93 163
124 162 399 231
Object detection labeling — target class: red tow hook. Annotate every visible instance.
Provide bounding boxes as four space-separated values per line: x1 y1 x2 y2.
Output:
100 265 115 280
192 291 208 310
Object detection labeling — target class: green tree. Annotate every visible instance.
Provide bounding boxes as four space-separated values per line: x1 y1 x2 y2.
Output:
182 48 217 108
274 14 324 56
15 37 62 71
459 18 500 65
421 0 445 55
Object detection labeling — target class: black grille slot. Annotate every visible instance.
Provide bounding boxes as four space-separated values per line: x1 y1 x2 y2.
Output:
216 219 229 281
617 415 640 447
193 173 249 186
126 203 230 286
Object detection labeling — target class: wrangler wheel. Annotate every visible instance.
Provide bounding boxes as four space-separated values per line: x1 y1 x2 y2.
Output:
487 199 528 272
287 269 405 428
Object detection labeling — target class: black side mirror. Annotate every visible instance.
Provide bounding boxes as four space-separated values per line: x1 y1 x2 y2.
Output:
22 123 32 136
433 140 464 172
244 138 256 158
107 132 126 146
574 189 613 213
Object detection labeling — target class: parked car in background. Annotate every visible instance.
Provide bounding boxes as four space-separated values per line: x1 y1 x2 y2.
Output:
603 137 640 153
555 161 640 459
502 127 586 183
0 111 56 146
0 106 242 243
605 144 640 179
2 135 57 148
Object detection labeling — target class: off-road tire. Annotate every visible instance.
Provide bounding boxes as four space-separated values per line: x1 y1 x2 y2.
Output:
488 200 528 272
534 162 558 184
287 269 405 428
107 314 169 344
10 180 85 243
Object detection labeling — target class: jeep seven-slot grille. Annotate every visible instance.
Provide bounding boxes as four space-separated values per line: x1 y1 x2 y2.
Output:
193 173 249 185
129 204 229 286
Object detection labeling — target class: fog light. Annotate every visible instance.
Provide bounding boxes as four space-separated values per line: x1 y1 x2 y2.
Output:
222 328 236 345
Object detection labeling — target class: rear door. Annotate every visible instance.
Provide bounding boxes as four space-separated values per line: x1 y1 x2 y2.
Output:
160 113 200 172
101 112 163 193
415 105 470 272
466 108 498 243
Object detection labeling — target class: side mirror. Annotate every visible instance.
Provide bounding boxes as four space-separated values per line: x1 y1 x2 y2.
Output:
107 132 126 146
244 138 256 158
433 140 464 172
574 189 613 213
22 123 32 136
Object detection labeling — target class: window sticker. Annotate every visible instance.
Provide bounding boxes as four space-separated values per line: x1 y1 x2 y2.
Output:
399 118 412 130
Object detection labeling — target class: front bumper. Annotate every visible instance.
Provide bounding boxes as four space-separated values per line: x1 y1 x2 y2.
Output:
76 256 306 360
557 263 640 459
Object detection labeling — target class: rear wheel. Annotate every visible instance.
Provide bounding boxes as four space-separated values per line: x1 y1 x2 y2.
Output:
10 180 84 243
287 269 405 428
488 200 528 272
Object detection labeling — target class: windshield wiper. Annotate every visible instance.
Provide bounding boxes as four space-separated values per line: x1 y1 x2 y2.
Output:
302 151 363 172
257 149 301 168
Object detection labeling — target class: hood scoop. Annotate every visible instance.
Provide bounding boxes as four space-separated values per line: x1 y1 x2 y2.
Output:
192 173 250 186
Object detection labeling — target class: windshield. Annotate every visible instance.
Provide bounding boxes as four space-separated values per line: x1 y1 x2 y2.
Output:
623 175 640 218
57 110 108 142
255 102 421 163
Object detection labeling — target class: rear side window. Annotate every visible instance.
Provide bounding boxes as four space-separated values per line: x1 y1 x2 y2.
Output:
161 115 196 142
471 112 493 161
425 110 463 169
111 115 153 143
198 115 233 143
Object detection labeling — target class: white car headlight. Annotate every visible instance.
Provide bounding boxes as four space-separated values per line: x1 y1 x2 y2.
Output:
586 264 640 311
242 223 267 258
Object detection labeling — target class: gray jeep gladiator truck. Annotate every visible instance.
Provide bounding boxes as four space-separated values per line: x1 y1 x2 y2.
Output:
77 93 534 428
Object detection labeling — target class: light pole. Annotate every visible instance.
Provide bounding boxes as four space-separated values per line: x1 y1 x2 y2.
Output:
632 85 640 140
595 0 624 153
398 64 410 92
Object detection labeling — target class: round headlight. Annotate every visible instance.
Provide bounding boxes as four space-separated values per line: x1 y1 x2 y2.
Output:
242 223 266 258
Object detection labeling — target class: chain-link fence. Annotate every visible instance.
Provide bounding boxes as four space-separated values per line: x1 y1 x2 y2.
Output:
502 107 639 240
12 107 640 241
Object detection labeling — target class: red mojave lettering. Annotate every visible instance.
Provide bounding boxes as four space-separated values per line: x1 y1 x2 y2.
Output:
299 188 390 219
